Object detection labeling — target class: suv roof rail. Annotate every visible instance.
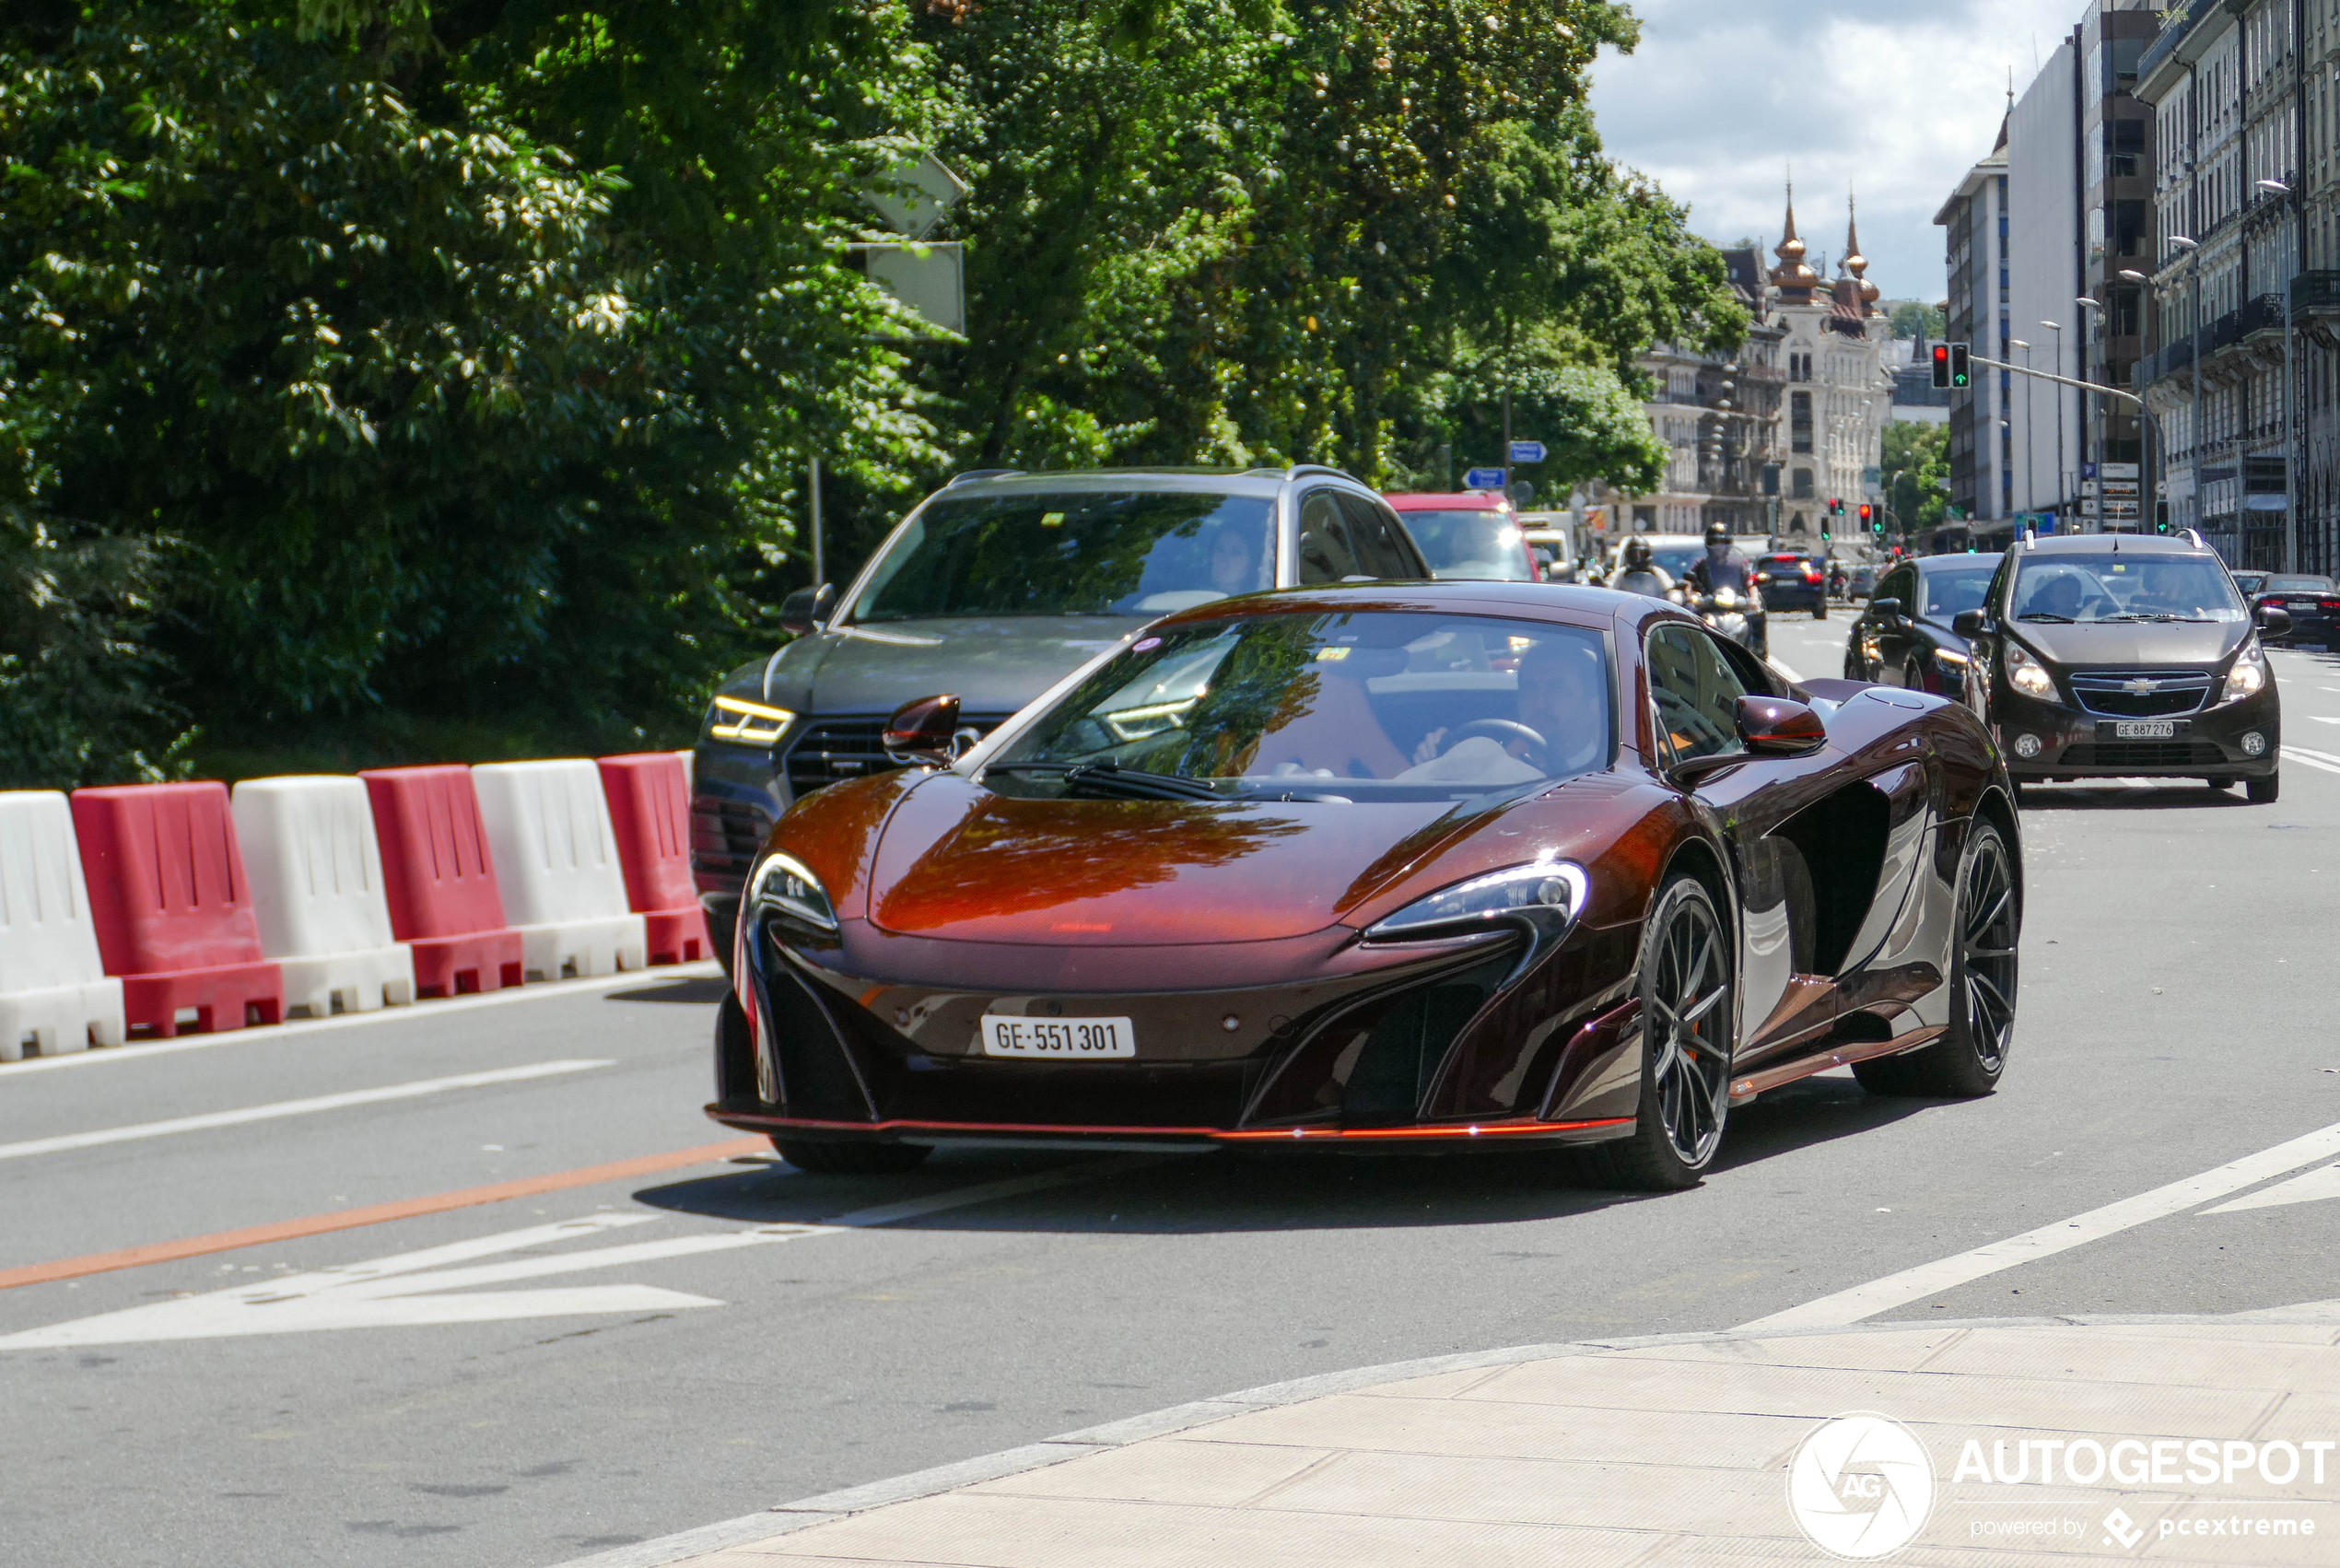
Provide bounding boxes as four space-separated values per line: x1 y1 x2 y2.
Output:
2182 528 2207 548
1286 463 1357 483
946 469 1023 486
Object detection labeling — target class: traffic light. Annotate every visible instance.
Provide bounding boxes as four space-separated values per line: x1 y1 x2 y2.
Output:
1948 343 1971 389
1931 344 1951 389
1827 497 1843 518
1858 503 1878 535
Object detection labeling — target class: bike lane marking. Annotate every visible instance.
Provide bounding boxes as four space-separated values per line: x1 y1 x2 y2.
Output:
1737 1117 2340 1331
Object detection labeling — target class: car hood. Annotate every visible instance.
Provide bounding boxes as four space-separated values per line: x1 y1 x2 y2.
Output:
2008 617 2247 669
770 615 1149 717
865 773 1509 945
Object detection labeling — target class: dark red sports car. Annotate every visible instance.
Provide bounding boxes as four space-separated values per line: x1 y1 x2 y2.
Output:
708 583 2022 1190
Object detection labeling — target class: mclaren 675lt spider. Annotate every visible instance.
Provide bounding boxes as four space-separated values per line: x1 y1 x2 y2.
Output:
708 582 2022 1190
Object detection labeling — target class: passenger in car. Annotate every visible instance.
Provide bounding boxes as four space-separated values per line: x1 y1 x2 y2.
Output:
1402 638 1607 781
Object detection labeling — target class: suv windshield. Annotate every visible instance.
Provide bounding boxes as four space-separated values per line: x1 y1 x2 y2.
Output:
853 490 1274 622
986 611 1611 802
2010 553 2246 623
1399 510 1533 581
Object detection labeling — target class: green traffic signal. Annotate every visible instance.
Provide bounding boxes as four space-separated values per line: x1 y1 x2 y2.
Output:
1948 343 1971 389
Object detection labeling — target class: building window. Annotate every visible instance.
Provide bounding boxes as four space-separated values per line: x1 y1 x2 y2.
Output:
1792 392 1814 453
1792 467 1815 498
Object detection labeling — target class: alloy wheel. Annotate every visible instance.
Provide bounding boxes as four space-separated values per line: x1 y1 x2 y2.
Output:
1958 828 2018 1074
1644 886 1732 1166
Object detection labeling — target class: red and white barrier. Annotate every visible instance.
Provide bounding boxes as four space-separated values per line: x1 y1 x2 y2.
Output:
0 791 125 1059
598 753 711 966
472 760 647 980
71 783 285 1037
360 766 526 998
231 776 415 1016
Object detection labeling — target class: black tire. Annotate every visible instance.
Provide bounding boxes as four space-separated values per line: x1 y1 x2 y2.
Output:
1814 603 1829 621
1903 656 1927 695
1582 874 1734 1191
2248 771 2281 803
1854 820 2018 1098
772 1138 932 1175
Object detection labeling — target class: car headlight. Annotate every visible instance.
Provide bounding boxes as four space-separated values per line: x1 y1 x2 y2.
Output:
750 851 837 931
1363 860 1588 942
1933 647 1970 671
2221 641 2269 704
2004 640 2055 700
709 696 796 745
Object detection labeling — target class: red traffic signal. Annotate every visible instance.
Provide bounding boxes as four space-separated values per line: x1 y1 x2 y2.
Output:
1857 503 1873 524
1931 344 1951 388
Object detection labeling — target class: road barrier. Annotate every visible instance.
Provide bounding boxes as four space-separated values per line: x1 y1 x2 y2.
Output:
471 760 648 980
359 766 526 999
231 777 416 1017
70 783 285 1037
0 791 125 1060
598 753 711 966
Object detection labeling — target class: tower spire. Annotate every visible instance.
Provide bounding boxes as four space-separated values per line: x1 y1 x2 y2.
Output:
1770 170 1818 299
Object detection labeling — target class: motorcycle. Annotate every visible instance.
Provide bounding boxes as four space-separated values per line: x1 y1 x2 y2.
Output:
1691 586 1759 651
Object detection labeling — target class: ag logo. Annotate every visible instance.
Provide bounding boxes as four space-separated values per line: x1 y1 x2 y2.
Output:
1786 1411 1936 1559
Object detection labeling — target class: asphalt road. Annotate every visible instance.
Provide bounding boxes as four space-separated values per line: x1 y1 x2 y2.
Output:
7 609 2340 1567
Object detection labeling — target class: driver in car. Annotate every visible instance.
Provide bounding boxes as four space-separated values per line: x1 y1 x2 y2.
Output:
2018 571 2088 621
1207 524 1264 597
1403 639 1608 782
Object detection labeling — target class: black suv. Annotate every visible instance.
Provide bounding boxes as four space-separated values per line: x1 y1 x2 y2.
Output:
690 466 1432 964
1957 533 2285 801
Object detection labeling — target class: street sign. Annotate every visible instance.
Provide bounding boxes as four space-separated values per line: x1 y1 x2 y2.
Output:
1508 440 1547 464
2103 462 2140 480
1464 467 1506 490
2101 501 2141 521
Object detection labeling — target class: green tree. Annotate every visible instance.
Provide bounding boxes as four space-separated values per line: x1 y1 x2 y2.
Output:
1883 420 1950 538
1890 300 1947 340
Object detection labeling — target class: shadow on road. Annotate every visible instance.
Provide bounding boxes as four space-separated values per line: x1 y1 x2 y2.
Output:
2018 782 2256 813
628 1076 1939 1235
605 976 730 1005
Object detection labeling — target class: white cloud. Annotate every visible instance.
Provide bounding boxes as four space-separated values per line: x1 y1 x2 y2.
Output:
1589 0 2089 304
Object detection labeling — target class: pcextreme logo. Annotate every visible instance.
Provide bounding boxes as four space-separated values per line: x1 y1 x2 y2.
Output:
1787 1412 1936 1560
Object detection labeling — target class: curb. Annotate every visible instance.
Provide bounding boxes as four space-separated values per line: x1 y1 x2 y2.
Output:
542 1306 2340 1568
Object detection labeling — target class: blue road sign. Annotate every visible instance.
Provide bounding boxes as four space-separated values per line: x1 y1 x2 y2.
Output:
1463 467 1506 489
1508 440 1547 464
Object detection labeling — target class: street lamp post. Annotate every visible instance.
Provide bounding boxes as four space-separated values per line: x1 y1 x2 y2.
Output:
2012 339 2034 521
2258 178 2299 573
2042 320 2065 521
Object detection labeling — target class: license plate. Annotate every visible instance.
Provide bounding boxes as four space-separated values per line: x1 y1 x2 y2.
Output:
980 1015 1135 1059
2114 720 2176 739
2290 601 2318 610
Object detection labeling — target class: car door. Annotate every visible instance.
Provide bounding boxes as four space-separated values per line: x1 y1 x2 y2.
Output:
1293 489 1364 584
1871 567 1919 683
1645 623 1834 1059
1336 492 1430 580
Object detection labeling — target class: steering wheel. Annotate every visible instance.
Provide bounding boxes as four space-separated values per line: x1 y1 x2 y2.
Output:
1452 718 1550 767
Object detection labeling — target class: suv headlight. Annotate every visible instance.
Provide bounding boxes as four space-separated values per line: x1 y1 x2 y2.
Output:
750 851 837 931
1933 647 1970 672
709 696 796 745
2004 640 2055 700
2221 640 2269 704
1363 860 1588 942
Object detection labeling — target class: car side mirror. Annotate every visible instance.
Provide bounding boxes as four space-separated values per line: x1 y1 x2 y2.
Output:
2258 604 2294 637
1951 608 1989 638
1869 596 1903 622
1736 695 1828 755
883 695 963 767
780 582 836 637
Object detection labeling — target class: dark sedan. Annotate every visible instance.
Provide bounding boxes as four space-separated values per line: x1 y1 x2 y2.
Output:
709 582 2022 1192
1755 552 1829 617
2251 574 2340 649
1843 554 2001 699
1957 533 2286 801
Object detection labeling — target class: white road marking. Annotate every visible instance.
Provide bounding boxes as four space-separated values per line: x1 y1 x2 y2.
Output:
1768 656 1805 682
0 1060 612 1163
2204 1162 2340 1214
1736 1118 2340 1331
0 963 721 1079
0 1158 1151 1348
2312 716 2340 723
2281 746 2340 778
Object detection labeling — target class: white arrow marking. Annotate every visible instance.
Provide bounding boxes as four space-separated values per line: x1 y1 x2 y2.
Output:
2204 1163 2340 1214
0 1059 614 1162
0 1212 832 1348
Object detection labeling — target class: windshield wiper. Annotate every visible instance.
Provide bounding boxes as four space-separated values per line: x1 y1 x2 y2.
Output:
2016 613 2076 623
987 760 1231 802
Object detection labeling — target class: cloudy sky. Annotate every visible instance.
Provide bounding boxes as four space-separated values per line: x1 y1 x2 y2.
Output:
1587 0 2093 305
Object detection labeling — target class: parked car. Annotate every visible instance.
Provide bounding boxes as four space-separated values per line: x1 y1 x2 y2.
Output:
1957 532 2285 801
711 581 2021 1188
691 466 1432 966
2250 574 2340 649
1384 492 1538 581
1755 551 1829 618
1843 553 2002 698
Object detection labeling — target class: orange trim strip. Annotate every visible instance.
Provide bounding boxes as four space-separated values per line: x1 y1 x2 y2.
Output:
711 1111 1632 1144
0 1137 767 1293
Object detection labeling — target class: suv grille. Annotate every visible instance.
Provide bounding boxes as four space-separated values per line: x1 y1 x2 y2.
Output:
784 716 1006 796
690 797 775 890
2067 671 2214 719
2059 740 2226 769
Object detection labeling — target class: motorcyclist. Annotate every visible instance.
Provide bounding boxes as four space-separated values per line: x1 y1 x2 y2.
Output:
1610 538 1673 599
1683 521 1768 655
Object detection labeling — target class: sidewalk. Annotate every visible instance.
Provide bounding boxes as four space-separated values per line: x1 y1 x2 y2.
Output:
599 1312 2340 1568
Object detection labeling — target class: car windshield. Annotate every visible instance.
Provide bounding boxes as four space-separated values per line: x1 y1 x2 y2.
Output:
2264 576 2335 594
985 611 1611 802
1398 510 1533 581
2009 553 2246 623
1919 565 1995 621
852 490 1274 622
